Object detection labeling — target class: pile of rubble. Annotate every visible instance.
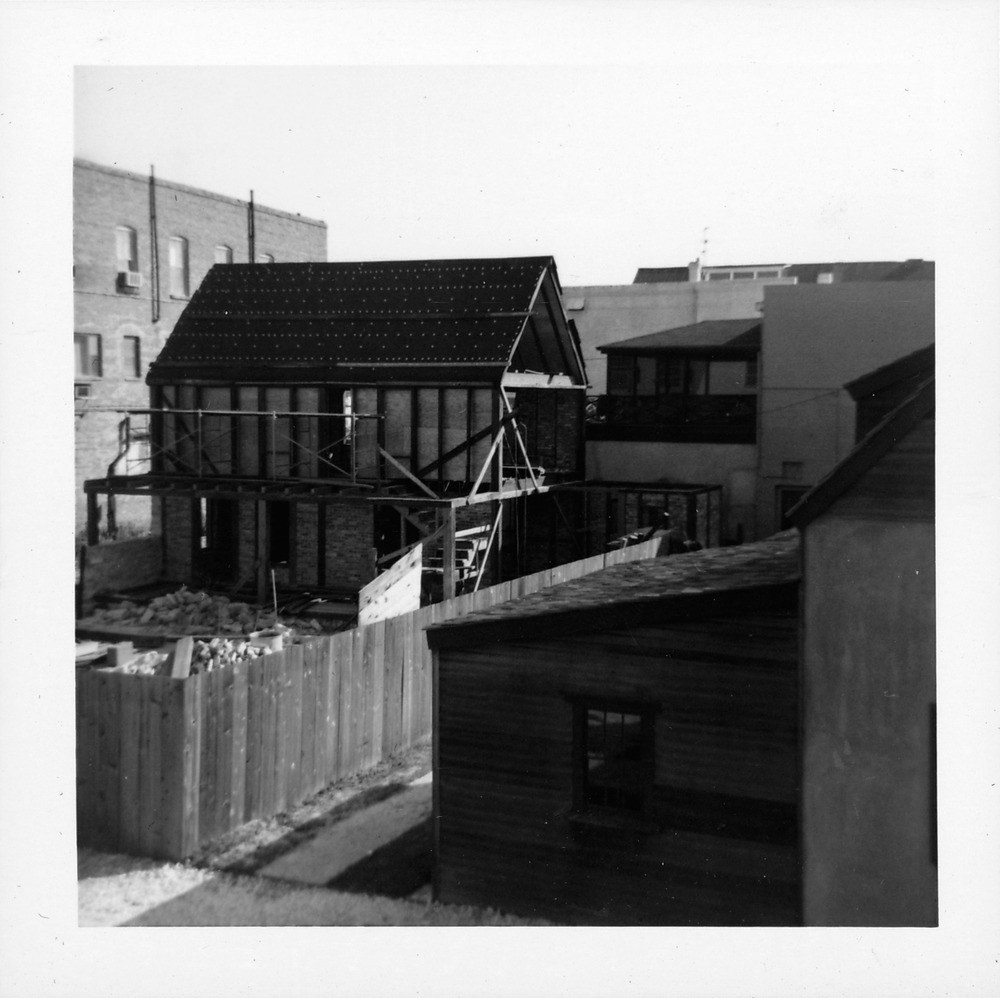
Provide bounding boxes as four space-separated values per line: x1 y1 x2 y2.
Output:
80 586 324 638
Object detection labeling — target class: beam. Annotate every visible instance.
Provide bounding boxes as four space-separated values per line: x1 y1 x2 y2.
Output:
441 507 457 602
377 446 439 500
500 388 541 492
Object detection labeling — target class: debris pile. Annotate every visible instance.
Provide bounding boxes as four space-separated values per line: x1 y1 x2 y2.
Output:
80 586 324 638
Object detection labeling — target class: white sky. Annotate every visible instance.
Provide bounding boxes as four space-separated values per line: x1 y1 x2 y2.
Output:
75 60 936 285
2 2 1000 997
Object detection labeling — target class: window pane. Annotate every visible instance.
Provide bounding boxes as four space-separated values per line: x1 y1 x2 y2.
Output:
214 245 233 264
256 253 274 264
115 227 138 271
708 360 753 395
168 237 189 297
122 336 140 378
606 355 634 396
687 360 708 394
75 333 101 377
635 357 657 396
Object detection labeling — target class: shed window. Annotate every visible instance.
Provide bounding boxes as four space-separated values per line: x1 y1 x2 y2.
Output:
574 701 655 815
168 236 189 297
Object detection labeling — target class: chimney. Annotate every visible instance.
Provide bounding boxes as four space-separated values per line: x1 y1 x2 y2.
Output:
688 259 702 282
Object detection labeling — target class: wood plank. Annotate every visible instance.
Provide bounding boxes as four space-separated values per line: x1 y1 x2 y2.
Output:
299 640 318 798
369 622 385 768
383 616 403 757
401 611 415 747
198 667 219 845
96 671 121 852
157 678 186 860
229 661 249 831
324 635 342 784
244 657 265 821
213 663 234 837
117 673 143 854
360 625 376 771
266 652 285 816
136 677 160 857
284 644 305 808
75 672 98 848
171 636 194 679
179 675 203 857
338 631 356 781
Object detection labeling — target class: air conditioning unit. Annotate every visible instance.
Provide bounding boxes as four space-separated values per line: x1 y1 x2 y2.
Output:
117 270 142 290
75 383 91 399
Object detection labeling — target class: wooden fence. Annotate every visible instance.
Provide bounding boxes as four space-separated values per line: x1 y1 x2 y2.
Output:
77 536 666 859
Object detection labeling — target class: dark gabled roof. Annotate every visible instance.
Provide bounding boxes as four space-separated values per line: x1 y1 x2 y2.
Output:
598 319 761 354
148 257 575 384
427 531 799 650
787 377 935 528
844 343 935 400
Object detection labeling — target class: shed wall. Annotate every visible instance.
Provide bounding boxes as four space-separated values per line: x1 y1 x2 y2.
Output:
435 610 800 924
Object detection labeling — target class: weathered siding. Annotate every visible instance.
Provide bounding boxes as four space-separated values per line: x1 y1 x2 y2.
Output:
435 610 799 925
801 514 936 926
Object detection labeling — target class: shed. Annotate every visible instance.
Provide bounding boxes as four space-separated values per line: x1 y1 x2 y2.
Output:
427 532 802 925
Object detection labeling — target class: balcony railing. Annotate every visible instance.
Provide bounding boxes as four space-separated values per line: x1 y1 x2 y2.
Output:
586 394 757 444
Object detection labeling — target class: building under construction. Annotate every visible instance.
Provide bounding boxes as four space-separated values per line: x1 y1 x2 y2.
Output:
83 256 722 610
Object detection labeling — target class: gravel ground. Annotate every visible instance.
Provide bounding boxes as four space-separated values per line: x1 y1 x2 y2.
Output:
78 741 550 927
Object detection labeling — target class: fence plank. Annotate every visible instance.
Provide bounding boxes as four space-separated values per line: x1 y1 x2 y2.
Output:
338 631 356 781
244 657 265 821
383 617 402 757
76 672 98 847
199 668 219 845
284 644 304 808
138 677 162 857
90 672 117 852
179 676 203 857
211 664 233 837
299 640 318 798
156 678 186 860
229 661 249 831
324 636 342 784
117 673 143 854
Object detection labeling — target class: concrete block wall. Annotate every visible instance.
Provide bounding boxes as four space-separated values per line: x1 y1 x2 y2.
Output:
74 159 327 535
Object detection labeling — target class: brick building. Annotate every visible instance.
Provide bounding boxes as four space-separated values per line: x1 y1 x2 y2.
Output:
74 158 328 537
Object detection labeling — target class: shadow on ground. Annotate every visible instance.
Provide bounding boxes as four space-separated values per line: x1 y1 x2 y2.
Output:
326 816 433 897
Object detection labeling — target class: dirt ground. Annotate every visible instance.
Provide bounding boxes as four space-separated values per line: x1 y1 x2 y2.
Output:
78 741 551 927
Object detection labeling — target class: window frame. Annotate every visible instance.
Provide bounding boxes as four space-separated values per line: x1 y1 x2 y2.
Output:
115 225 139 273
168 236 190 298
214 244 234 265
571 698 657 822
74 332 103 379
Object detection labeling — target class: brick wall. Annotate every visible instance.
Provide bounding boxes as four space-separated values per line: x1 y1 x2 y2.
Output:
515 389 584 477
74 159 327 534
295 503 320 587
324 505 375 591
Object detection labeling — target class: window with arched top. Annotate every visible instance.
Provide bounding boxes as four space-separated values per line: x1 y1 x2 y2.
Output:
256 252 275 264
214 244 233 264
168 236 189 297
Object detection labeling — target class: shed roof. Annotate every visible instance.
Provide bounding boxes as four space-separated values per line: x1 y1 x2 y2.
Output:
787 377 935 528
148 256 576 384
598 319 761 354
844 343 934 400
427 531 799 649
